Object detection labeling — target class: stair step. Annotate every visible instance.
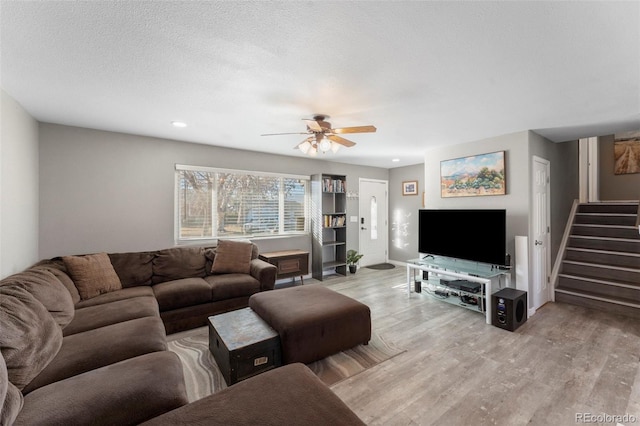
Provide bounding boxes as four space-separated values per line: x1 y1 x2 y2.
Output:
578 203 639 214
574 213 636 226
568 235 640 253
561 260 640 283
564 247 640 268
571 224 640 239
555 289 640 319
557 273 640 300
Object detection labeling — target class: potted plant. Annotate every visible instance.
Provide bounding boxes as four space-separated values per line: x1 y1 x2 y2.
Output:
346 249 364 274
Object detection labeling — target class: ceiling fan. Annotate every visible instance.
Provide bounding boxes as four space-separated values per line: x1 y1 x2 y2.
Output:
261 114 376 156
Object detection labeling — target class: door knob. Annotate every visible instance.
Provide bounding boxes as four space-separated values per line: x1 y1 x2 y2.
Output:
361 227 367 230
535 240 543 245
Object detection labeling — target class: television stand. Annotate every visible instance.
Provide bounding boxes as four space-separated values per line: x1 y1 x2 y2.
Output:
406 257 512 324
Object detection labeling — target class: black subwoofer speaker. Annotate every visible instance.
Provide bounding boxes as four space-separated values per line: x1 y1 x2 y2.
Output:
492 288 527 331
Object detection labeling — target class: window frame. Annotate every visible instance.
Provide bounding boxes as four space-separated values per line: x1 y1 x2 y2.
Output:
174 164 310 244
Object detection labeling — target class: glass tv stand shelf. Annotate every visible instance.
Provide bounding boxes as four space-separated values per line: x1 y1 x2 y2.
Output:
406 257 512 324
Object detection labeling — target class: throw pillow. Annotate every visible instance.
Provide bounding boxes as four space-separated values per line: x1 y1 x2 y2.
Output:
62 253 122 300
211 240 253 274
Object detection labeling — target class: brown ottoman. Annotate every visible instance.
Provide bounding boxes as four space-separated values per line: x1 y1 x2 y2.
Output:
249 284 371 364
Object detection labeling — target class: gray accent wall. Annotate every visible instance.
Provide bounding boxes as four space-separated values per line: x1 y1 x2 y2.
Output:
1 90 39 278
388 163 424 262
424 131 531 261
598 134 640 201
529 131 579 263
38 123 388 259
423 130 579 310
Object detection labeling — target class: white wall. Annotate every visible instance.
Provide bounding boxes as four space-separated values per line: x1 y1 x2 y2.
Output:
0 90 39 278
388 163 424 262
38 123 389 259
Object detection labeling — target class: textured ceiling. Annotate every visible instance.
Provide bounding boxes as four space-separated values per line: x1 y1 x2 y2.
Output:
1 1 639 168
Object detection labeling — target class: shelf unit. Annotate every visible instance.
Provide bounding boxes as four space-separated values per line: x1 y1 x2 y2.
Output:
419 278 487 313
406 257 511 324
311 174 347 280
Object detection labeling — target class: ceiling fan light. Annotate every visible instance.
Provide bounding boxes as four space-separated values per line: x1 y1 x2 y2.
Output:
308 145 318 156
319 137 331 153
330 142 341 153
299 140 312 154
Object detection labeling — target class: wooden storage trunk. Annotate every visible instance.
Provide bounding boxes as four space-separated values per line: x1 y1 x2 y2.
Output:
208 307 282 385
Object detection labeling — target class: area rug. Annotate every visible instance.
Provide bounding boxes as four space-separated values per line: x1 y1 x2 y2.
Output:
167 327 404 402
366 263 396 270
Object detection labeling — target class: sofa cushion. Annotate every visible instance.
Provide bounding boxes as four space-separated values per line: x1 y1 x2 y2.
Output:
63 296 160 336
22 316 167 394
211 239 253 274
62 252 122 300
0 285 62 391
74 285 155 309
152 247 206 284
15 352 188 426
140 363 365 426
108 251 155 287
152 278 213 311
1 351 23 426
1 268 74 328
205 274 261 300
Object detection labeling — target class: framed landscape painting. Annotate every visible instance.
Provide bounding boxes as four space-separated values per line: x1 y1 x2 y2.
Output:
614 131 640 175
440 151 506 198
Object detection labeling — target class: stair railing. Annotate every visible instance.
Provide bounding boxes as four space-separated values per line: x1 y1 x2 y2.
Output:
550 199 580 301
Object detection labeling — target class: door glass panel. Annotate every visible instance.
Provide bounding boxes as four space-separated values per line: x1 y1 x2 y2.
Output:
370 196 378 240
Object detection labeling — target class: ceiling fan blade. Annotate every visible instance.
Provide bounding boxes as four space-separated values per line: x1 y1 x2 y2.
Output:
328 134 356 147
331 125 377 134
261 132 310 136
302 119 323 132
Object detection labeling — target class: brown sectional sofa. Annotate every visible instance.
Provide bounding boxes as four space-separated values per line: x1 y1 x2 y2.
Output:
1 242 365 425
51 244 278 335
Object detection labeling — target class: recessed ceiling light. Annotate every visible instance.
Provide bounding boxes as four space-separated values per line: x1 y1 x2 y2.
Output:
392 158 400 162
171 121 187 128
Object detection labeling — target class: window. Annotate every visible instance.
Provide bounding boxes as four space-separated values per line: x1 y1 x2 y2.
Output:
176 165 309 241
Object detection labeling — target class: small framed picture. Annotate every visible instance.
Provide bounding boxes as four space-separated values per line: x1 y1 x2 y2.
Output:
402 180 418 196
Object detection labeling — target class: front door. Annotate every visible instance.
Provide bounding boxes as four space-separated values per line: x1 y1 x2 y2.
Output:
532 156 551 312
358 179 388 266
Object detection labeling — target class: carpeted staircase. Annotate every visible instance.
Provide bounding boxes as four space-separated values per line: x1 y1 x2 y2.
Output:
555 201 640 319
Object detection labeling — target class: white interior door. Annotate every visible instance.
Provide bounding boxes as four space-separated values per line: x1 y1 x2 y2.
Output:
532 156 551 311
359 179 388 266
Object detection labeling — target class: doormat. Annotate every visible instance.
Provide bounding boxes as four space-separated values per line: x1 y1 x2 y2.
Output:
366 263 395 270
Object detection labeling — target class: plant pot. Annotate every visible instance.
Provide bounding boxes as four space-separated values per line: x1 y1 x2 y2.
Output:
348 265 357 274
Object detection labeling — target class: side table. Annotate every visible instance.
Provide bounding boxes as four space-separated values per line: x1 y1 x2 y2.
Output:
259 249 309 284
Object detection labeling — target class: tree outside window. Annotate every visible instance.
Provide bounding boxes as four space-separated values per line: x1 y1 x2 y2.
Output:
177 168 308 241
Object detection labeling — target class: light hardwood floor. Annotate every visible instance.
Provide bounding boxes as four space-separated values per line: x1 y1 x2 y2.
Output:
304 266 640 426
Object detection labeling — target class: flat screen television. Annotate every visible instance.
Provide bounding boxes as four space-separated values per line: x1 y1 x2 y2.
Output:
418 209 507 266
